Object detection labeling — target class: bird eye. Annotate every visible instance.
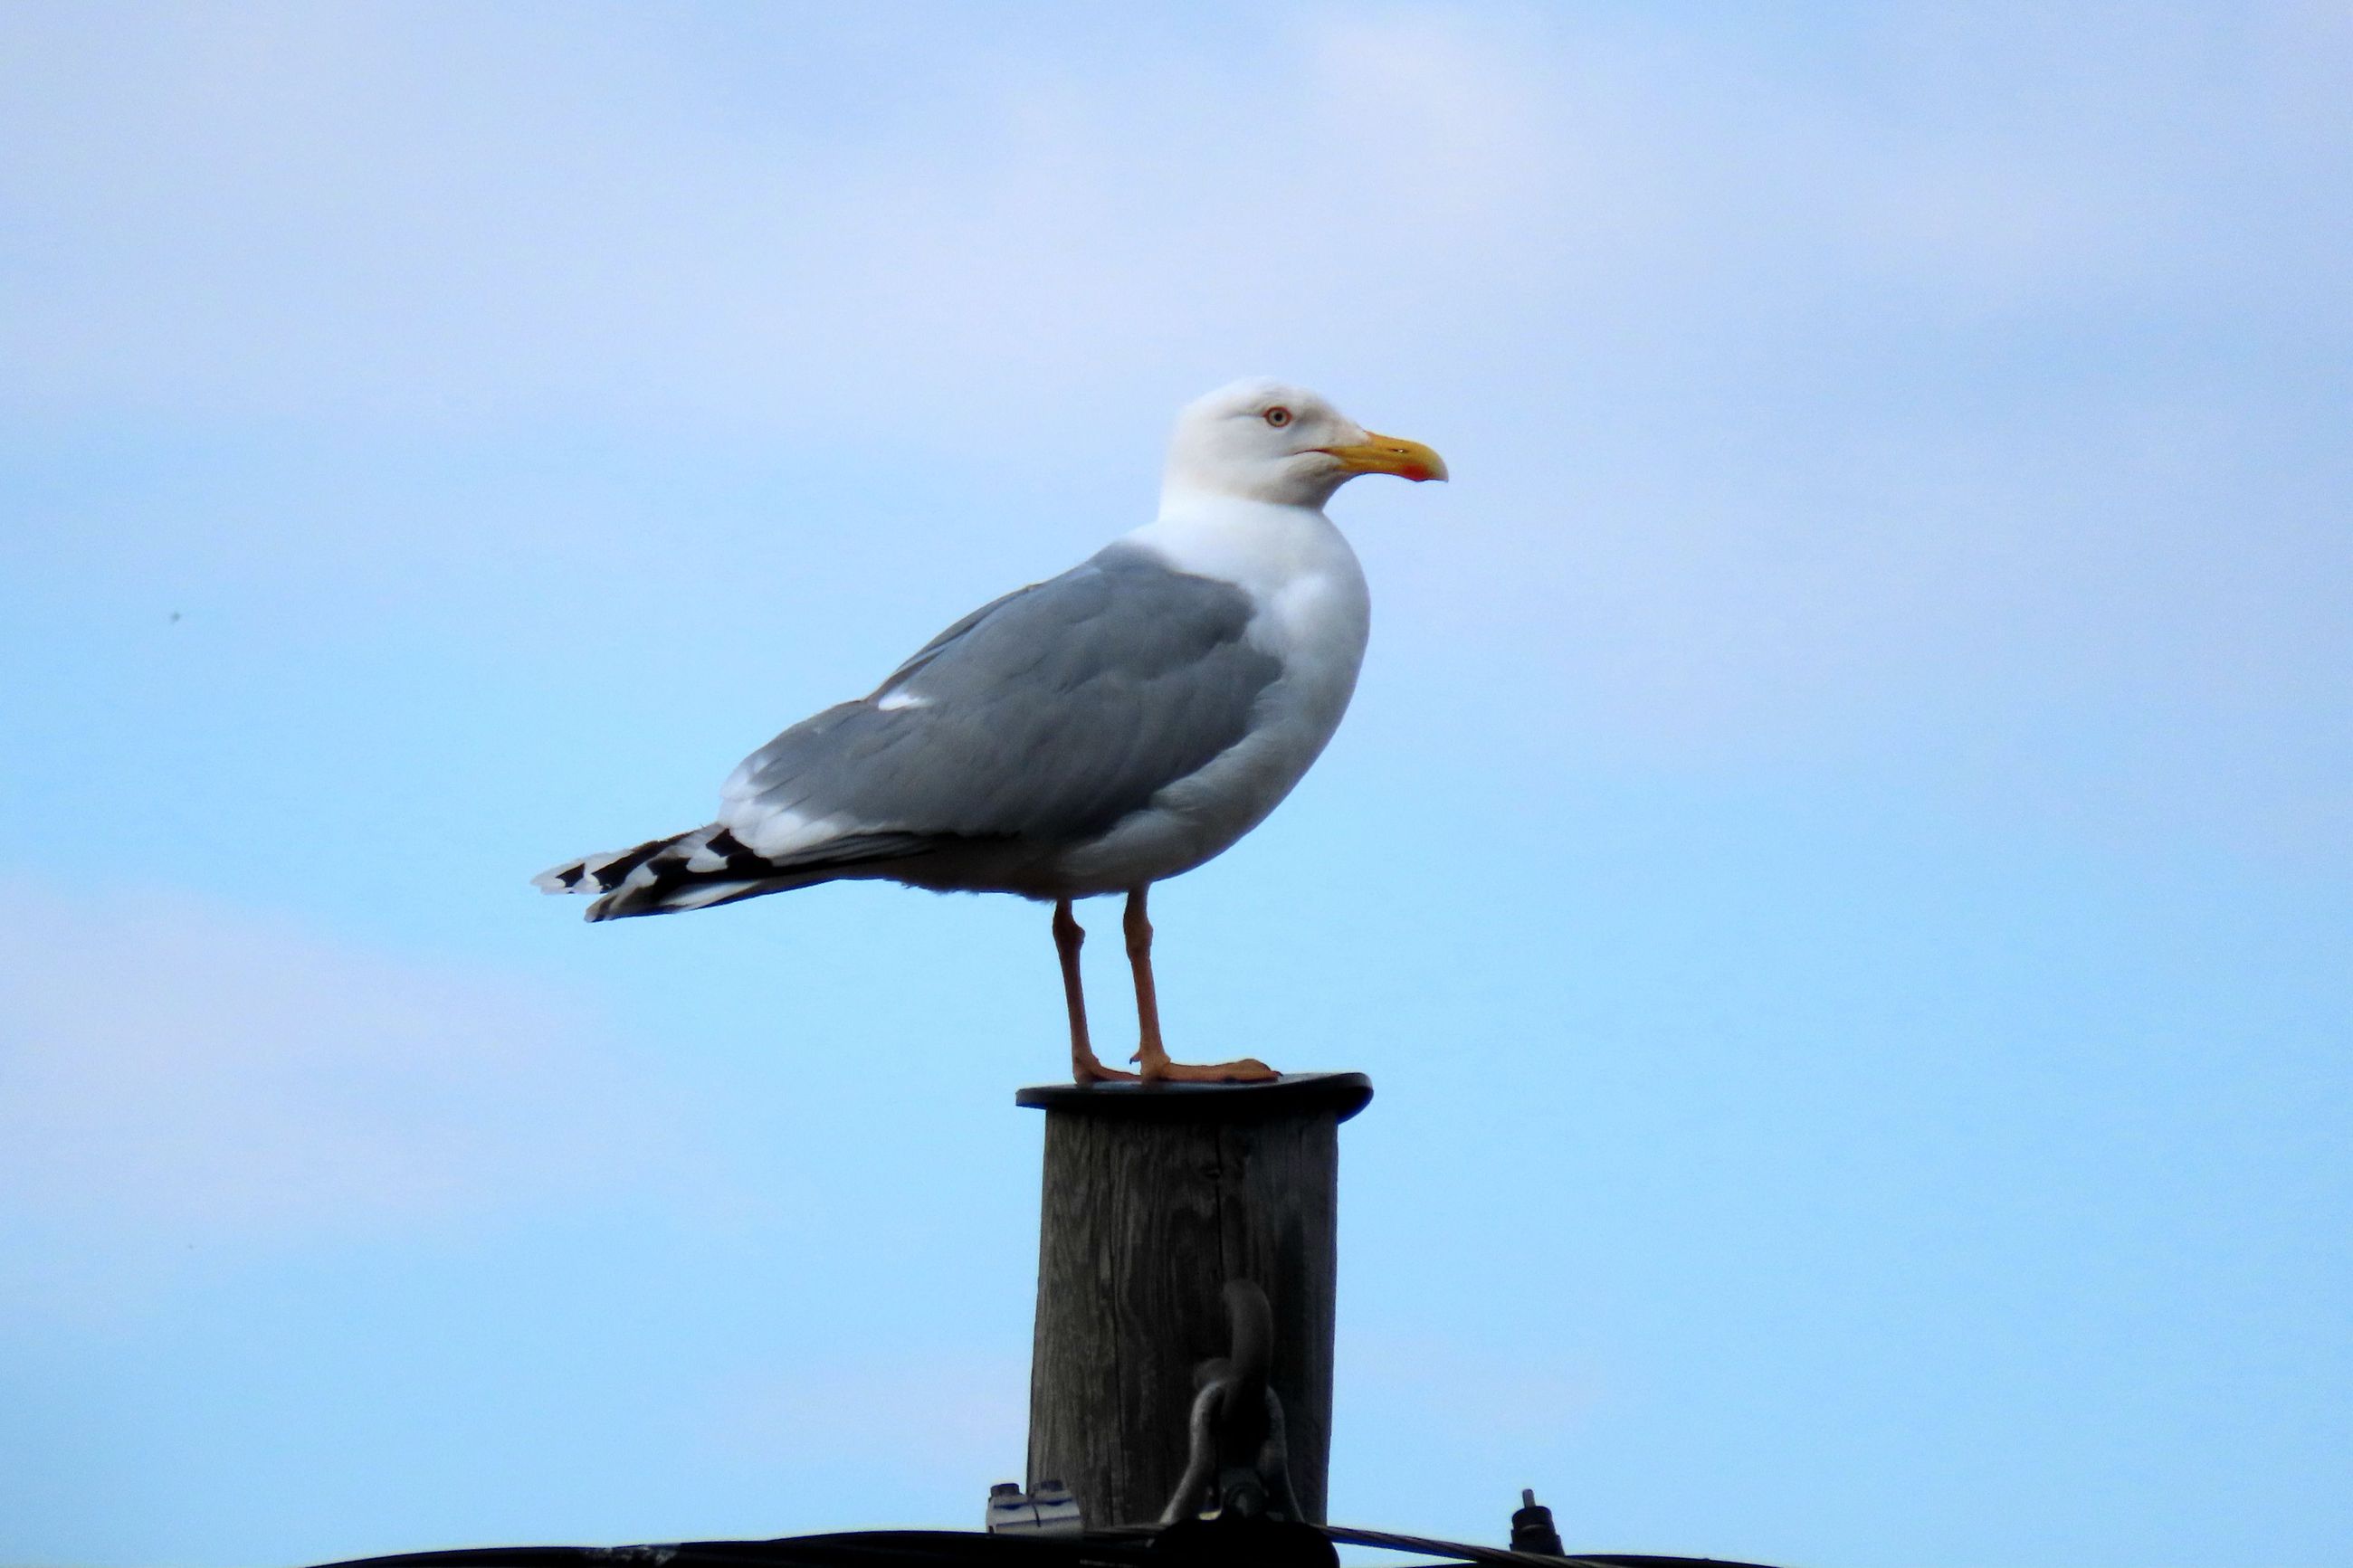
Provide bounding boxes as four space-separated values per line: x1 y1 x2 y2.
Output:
1263 406 1292 428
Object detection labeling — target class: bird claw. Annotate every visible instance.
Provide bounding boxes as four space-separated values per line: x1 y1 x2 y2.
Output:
1136 1055 1279 1084
1072 1056 1141 1085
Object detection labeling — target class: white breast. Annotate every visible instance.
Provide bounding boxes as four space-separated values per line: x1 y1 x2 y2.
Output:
1053 497 1371 892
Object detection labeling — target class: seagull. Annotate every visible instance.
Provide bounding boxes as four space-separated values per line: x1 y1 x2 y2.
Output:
535 378 1446 1084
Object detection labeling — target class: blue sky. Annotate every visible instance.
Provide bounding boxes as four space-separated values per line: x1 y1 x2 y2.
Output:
2 5 2348 1565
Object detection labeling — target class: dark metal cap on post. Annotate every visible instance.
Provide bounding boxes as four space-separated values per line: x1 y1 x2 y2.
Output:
1014 1072 1374 1124
1018 1072 1372 1530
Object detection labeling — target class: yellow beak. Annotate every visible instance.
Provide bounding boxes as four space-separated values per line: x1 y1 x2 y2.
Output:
1317 430 1449 483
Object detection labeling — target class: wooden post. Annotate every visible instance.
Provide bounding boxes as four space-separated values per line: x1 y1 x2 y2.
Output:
1017 1072 1373 1530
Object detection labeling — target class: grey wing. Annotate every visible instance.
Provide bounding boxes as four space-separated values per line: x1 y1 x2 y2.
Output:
718 544 1283 855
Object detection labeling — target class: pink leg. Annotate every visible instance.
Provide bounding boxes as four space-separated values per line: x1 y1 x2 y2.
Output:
1056 898 1136 1085
1124 886 1276 1083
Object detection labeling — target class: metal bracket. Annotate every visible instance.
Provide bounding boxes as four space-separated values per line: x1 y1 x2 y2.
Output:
1158 1280 1305 1525
984 1479 1082 1535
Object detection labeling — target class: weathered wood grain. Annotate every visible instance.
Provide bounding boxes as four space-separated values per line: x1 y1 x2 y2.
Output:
1021 1075 1370 1529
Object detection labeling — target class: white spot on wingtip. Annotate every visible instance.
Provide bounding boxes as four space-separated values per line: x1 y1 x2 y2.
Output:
876 689 928 711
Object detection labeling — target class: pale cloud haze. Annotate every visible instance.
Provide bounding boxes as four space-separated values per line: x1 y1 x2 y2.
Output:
0 881 731 1296
6 6 2344 431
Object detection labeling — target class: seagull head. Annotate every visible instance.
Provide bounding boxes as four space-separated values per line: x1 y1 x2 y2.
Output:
1160 378 1449 510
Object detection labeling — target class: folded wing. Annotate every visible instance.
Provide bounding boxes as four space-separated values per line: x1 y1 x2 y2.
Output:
539 544 1284 918
724 542 1282 848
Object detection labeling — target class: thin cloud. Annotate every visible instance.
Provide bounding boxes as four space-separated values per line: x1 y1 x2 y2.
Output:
11 5 2340 438
0 879 721 1242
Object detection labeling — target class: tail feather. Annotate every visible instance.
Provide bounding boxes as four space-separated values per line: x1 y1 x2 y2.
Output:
532 823 952 921
531 834 676 897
